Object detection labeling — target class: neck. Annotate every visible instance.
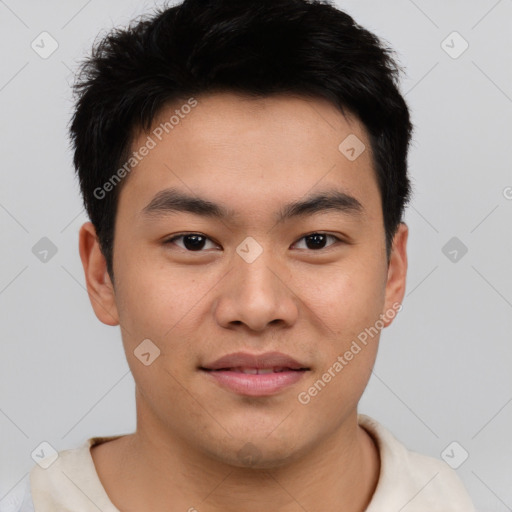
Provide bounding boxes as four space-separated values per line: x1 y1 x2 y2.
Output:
94 407 380 512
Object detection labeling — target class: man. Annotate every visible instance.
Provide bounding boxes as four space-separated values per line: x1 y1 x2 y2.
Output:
12 0 476 510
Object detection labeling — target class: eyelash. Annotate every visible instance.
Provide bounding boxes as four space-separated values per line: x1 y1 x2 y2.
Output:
163 232 344 252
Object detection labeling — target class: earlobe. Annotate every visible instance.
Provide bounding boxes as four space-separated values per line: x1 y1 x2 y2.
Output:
78 222 120 326
382 223 408 327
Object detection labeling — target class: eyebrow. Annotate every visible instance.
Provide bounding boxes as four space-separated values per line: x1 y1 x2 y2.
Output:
141 187 364 224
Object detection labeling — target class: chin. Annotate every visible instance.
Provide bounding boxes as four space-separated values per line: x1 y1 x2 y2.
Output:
204 434 306 470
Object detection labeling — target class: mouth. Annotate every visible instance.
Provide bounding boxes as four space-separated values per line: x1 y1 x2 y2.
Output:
199 352 310 396
203 366 308 374
200 367 309 396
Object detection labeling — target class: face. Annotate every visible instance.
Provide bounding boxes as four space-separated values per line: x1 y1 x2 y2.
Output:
80 92 407 468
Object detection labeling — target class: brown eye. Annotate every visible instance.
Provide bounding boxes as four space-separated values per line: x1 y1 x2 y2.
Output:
164 234 219 251
293 233 340 250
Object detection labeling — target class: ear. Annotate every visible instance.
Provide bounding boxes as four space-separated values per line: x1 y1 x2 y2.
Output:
78 222 119 326
382 222 408 327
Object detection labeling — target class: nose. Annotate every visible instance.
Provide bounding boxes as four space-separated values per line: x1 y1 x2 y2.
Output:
213 247 299 333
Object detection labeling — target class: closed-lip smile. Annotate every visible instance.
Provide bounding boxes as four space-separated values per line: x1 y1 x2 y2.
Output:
200 351 310 396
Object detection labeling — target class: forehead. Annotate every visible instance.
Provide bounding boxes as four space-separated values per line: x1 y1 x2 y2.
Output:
150 92 368 160
117 92 381 224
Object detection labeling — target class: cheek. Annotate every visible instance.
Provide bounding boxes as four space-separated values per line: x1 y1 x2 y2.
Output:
294 262 386 340
114 250 204 337
295 269 383 411
113 254 222 384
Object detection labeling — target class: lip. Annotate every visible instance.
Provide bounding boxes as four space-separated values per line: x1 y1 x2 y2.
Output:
200 351 310 397
202 351 308 371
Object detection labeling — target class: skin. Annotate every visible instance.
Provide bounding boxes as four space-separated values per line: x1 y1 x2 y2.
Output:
79 92 408 512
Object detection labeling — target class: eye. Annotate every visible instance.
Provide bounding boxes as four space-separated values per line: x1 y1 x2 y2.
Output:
164 233 220 251
164 232 343 252
292 233 341 250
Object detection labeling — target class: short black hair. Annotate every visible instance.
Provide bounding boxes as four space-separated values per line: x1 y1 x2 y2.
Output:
70 0 413 282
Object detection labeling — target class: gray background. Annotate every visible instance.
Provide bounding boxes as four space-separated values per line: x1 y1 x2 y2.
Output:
0 0 511 510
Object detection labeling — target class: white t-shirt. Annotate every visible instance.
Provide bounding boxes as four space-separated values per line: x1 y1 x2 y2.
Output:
1 414 476 511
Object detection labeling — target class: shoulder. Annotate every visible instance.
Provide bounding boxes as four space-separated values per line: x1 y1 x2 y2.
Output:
13 436 122 512
358 414 476 511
